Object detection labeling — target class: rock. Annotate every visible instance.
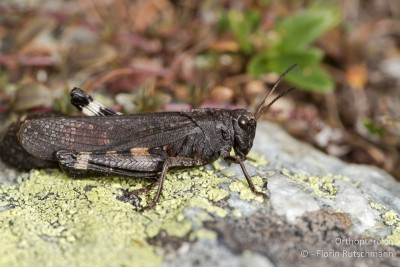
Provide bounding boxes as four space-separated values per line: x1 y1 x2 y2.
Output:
1 121 400 267
268 175 320 224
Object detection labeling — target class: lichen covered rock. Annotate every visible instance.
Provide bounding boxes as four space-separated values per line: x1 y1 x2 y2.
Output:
1 122 399 267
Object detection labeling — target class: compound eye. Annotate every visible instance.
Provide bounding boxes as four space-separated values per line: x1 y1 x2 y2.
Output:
238 116 249 129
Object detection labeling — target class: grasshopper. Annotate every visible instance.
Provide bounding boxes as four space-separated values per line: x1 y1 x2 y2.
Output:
10 65 296 209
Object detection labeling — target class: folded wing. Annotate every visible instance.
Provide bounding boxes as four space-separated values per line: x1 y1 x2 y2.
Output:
19 112 199 160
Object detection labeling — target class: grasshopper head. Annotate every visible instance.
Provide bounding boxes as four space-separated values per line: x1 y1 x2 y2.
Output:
233 64 297 160
232 109 257 159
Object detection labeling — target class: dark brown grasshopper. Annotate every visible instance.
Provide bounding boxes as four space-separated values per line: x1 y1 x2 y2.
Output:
11 65 296 209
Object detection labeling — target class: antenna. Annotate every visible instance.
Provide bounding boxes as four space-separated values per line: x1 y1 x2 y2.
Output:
254 64 297 120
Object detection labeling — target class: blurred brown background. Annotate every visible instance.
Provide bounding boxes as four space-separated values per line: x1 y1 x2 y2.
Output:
0 0 399 179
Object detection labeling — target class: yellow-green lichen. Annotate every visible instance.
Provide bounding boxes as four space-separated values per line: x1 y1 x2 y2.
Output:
223 171 237 177
232 209 242 217
189 229 217 241
382 211 399 226
0 171 162 267
370 202 388 211
212 158 227 171
229 176 264 202
0 149 271 267
247 151 268 167
282 169 338 199
188 196 228 218
0 165 231 267
382 222 400 247
206 187 230 202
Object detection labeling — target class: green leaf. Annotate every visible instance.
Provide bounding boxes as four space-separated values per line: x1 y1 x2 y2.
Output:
248 48 322 76
247 51 334 93
275 9 339 52
247 54 269 77
285 65 333 93
363 119 385 137
227 10 261 53
217 11 230 32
